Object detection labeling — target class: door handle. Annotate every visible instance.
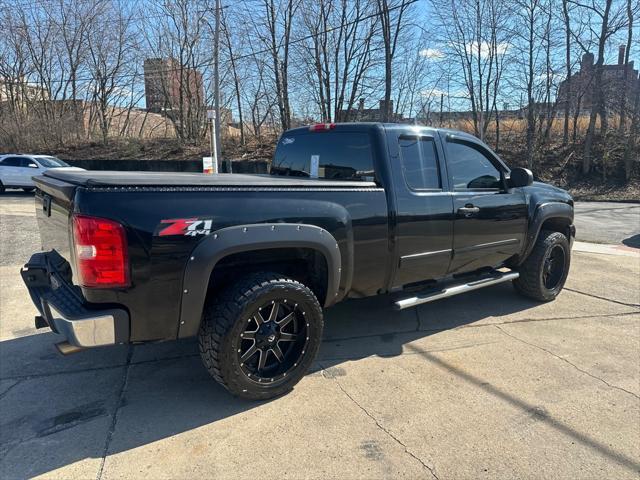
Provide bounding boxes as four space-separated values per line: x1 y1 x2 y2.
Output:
458 205 480 217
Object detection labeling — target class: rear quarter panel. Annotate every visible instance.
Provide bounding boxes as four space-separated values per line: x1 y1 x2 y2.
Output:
74 186 389 342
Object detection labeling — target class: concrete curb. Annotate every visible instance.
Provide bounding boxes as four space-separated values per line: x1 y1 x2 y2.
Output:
573 241 640 257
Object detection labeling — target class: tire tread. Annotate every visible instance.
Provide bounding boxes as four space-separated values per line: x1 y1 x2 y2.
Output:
514 230 570 302
198 272 322 400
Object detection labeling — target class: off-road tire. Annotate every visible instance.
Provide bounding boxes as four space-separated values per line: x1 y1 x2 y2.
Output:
198 272 323 400
513 230 570 302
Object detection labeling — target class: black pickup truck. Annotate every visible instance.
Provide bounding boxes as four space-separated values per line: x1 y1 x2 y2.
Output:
22 123 574 399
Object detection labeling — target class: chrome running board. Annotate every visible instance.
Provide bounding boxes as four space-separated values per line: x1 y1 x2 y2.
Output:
394 271 519 310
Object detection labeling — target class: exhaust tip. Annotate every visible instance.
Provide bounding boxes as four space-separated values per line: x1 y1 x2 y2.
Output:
55 341 84 355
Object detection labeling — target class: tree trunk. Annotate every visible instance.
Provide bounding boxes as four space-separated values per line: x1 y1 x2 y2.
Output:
562 0 571 146
583 0 612 175
619 0 633 132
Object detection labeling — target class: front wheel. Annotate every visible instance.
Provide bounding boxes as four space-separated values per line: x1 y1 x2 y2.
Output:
513 230 571 302
22 187 35 193
198 273 323 400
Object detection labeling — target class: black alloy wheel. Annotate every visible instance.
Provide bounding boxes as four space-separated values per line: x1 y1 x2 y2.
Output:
542 245 566 290
199 273 323 400
513 230 571 302
238 299 309 384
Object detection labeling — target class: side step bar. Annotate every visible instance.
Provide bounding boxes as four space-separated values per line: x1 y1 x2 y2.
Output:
394 271 519 310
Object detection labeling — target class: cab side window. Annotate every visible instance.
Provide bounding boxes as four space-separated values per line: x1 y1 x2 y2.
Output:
398 136 441 190
447 141 502 190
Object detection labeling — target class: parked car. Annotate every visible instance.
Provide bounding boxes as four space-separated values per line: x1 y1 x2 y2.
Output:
0 154 82 192
21 123 574 400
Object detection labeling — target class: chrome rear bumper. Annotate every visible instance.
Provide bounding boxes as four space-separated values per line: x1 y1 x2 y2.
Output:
21 252 129 348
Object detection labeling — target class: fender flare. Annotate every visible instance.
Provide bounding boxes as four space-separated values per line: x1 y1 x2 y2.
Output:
520 202 574 263
177 223 343 338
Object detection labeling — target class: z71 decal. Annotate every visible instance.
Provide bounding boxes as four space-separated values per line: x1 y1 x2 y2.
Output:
158 218 214 237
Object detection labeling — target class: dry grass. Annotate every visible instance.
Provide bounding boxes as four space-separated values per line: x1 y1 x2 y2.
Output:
439 114 594 139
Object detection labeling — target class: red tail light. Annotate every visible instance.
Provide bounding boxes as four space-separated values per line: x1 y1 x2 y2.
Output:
72 214 129 288
309 123 335 131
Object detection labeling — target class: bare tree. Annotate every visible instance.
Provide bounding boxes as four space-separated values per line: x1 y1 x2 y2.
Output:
561 0 572 146
376 0 412 122
86 4 136 144
431 0 511 141
618 0 634 132
143 0 211 143
220 8 246 145
298 0 378 122
260 0 298 131
572 0 628 174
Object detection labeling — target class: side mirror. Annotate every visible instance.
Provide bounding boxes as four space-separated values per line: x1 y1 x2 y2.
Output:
28 163 39 168
507 167 533 188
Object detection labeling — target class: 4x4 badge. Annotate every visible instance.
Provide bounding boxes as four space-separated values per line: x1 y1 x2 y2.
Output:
158 218 213 237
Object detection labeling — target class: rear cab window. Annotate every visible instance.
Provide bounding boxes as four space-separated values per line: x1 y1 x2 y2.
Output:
271 130 375 181
398 136 441 190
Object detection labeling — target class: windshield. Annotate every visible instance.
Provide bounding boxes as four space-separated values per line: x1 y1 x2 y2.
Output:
36 156 70 168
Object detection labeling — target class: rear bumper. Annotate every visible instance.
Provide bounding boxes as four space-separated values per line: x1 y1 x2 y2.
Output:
21 252 129 347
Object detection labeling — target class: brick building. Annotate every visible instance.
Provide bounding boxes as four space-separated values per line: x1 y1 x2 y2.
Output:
557 46 640 114
143 58 204 115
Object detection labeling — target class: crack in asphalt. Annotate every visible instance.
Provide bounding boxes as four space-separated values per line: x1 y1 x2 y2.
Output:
494 325 640 401
0 403 110 466
96 345 133 480
564 287 640 308
0 378 23 401
320 363 439 480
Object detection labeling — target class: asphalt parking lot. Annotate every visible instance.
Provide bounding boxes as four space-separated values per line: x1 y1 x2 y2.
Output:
1 193 639 479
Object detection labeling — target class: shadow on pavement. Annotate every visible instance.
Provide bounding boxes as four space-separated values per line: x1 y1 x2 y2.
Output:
0 190 35 197
1 283 638 477
622 234 640 249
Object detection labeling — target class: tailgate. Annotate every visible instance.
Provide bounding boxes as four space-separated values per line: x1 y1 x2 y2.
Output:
33 175 77 266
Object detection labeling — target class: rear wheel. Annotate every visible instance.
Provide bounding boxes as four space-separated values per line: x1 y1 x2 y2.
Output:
198 272 323 400
0 181 4 194
513 230 570 302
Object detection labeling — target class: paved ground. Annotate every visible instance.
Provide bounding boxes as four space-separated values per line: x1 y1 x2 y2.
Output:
1 194 639 479
573 202 640 247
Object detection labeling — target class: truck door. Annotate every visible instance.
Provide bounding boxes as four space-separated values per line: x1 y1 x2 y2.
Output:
387 129 454 287
442 134 528 274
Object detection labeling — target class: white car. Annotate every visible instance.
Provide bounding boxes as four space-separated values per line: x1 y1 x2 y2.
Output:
0 154 84 193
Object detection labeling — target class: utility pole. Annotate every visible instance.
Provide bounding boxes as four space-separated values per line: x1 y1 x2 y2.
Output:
209 110 217 173
213 0 228 172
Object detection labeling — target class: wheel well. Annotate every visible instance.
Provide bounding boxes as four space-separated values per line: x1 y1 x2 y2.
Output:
206 247 329 305
540 217 572 239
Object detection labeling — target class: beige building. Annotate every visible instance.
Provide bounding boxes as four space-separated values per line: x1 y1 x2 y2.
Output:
0 77 50 106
